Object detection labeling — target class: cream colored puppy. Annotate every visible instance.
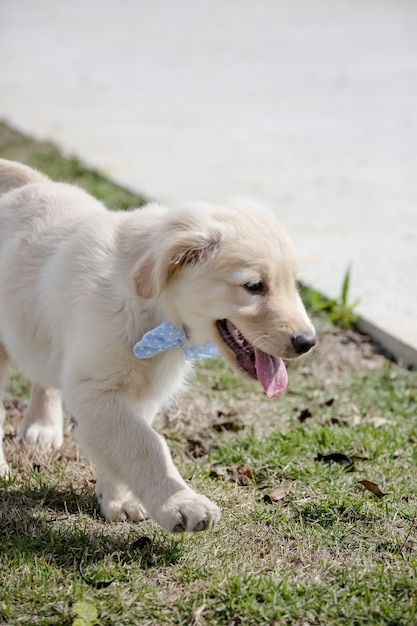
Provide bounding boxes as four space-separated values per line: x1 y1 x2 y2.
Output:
0 159 315 533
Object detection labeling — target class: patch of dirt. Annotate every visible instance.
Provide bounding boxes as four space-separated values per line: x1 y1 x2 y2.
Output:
295 328 386 387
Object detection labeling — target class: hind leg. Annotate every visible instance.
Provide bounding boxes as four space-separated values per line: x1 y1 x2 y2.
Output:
0 343 11 475
17 384 63 449
95 469 147 522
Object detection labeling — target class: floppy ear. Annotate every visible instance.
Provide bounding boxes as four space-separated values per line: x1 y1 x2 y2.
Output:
133 252 164 300
134 228 222 299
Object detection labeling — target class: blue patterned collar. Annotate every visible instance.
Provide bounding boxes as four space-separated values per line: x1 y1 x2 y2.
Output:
133 322 219 361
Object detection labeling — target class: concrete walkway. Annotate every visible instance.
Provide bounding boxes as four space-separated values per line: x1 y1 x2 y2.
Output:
1 0 416 365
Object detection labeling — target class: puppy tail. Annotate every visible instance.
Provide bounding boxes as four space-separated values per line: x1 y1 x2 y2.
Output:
0 158 49 195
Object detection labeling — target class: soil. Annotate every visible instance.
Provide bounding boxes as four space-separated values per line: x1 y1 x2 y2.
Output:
297 327 386 386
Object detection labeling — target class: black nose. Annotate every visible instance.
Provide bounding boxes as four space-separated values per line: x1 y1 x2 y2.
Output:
291 332 317 355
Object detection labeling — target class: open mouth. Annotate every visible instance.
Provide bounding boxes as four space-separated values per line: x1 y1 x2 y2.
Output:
215 319 288 398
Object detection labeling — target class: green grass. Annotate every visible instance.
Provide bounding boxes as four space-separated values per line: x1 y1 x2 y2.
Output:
299 267 359 330
0 121 147 209
1 123 417 625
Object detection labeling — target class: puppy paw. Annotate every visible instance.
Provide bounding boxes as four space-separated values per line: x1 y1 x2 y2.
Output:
0 461 11 478
157 489 221 533
17 423 63 450
96 480 147 522
99 495 147 523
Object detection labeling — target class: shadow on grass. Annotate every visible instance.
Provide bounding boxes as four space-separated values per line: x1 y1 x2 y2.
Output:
0 480 183 572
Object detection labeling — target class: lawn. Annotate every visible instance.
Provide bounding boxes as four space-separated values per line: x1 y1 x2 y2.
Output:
0 122 417 625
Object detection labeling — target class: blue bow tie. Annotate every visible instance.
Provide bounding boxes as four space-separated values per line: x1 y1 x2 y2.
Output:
133 322 219 361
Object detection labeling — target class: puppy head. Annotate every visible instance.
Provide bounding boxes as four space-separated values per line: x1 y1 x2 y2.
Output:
133 200 315 397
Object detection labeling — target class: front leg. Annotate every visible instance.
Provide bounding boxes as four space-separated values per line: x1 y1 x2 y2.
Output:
68 389 221 533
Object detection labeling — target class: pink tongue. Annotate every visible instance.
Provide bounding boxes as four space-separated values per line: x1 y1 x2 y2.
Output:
254 348 288 398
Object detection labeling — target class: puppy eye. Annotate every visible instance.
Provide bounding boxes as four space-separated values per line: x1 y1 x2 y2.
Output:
243 281 265 295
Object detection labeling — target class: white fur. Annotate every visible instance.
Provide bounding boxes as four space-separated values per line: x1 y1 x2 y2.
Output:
0 159 314 532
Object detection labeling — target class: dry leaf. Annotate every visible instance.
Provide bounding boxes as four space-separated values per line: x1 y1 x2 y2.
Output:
370 417 393 428
131 536 152 551
402 539 414 553
216 408 238 418
3 394 25 419
263 482 293 504
212 420 244 433
330 417 349 426
186 437 209 458
350 404 362 426
236 466 255 486
315 452 354 469
297 408 313 423
358 480 386 498
209 466 230 480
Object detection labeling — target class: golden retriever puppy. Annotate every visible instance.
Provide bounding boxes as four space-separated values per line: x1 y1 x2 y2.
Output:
0 159 315 532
